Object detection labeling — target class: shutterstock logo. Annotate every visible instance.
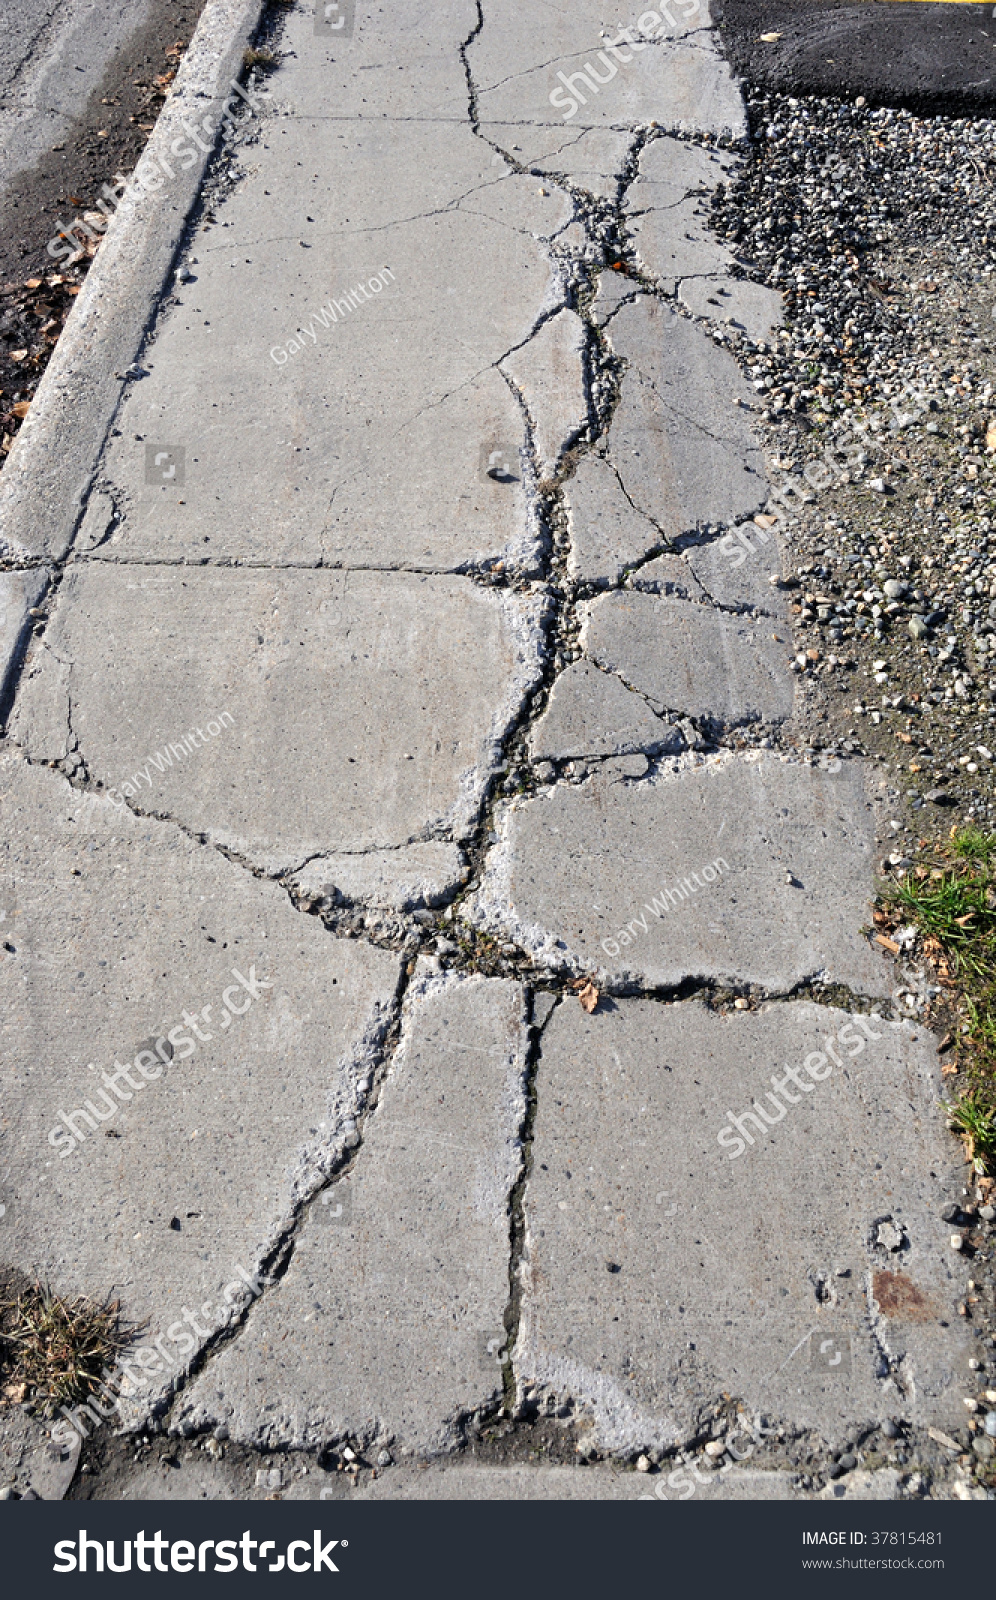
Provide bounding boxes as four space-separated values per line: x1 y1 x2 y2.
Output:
52 1530 345 1574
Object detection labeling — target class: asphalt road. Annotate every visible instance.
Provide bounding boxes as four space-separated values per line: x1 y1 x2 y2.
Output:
715 0 996 112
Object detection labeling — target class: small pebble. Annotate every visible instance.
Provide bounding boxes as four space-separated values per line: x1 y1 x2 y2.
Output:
636 1454 652 1472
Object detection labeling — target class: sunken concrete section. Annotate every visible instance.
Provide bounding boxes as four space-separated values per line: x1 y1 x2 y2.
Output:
0 755 401 1406
515 997 971 1456
465 753 888 996
582 591 795 727
175 967 528 1455
11 566 546 873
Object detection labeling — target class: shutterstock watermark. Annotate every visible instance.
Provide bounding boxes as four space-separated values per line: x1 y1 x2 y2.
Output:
601 855 729 960
270 268 396 365
46 966 272 1159
549 3 701 121
716 1011 899 1161
107 709 234 807
52 1530 342 1575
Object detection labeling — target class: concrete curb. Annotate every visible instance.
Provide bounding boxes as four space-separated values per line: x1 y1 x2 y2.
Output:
0 0 266 565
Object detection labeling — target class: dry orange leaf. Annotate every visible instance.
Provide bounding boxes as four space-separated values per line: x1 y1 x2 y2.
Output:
578 981 599 1014
12 401 30 419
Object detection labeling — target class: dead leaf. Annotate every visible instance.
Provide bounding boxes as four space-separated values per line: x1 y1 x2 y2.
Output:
578 981 599 1014
12 401 29 419
10 349 28 361
875 933 901 955
954 913 975 927
1 1381 27 1404
24 278 41 289
942 1063 959 1077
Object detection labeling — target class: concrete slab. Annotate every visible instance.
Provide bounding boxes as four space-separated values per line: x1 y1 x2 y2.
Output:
91 115 571 573
465 751 888 995
504 310 587 482
469 2 746 137
0 569 47 716
683 534 791 619
624 138 734 292
679 275 784 342
515 997 970 1455
174 967 528 1456
0 754 402 1408
603 297 768 541
592 268 639 329
11 567 545 872
581 591 795 726
626 554 701 600
528 662 679 763
291 844 467 913
564 453 664 587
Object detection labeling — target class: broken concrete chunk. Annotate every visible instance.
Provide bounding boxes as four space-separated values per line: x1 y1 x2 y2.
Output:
679 275 784 342
291 843 467 911
627 137 738 213
564 453 663 587
504 309 587 482
516 996 967 1454
604 297 767 540
480 126 633 201
627 552 700 598
0 755 401 1405
11 567 545 871
627 201 730 294
684 533 791 618
528 661 679 762
465 752 887 995
75 490 117 555
582 591 794 726
174 967 528 1454
591 266 637 327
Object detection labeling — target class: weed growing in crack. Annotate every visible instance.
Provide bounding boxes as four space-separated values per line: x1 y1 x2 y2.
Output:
877 826 996 1168
0 1275 132 1418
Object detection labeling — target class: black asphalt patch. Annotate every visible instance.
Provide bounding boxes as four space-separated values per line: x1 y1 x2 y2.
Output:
714 0 996 114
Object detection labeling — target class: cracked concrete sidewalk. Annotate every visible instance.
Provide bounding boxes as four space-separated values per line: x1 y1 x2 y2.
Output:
0 0 982 1502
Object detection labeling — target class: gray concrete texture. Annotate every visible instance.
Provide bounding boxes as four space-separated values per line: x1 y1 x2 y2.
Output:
174 968 527 1455
466 752 888 994
0 752 401 1405
515 997 970 1454
0 0 975 1501
11 566 545 873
